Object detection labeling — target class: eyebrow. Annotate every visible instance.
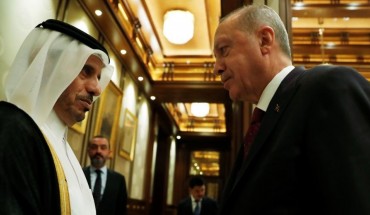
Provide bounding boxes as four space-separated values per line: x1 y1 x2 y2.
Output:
214 35 228 49
213 42 221 53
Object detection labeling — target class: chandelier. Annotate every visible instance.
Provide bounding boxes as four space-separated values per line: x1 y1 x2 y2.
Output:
163 10 194 45
190 103 210 117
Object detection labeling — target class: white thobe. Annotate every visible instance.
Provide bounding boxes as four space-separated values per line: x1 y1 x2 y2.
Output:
41 111 95 215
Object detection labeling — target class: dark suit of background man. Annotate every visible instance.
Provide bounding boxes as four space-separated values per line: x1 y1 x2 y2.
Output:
83 135 128 215
213 4 370 215
177 176 218 215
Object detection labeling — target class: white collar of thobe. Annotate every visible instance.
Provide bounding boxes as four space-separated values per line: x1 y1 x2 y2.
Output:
44 110 68 143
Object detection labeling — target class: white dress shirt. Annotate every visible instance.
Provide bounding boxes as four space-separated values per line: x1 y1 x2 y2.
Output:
191 195 202 212
89 166 108 197
257 65 295 111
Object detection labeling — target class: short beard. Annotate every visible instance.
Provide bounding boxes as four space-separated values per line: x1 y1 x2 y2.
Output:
91 156 105 168
75 111 87 122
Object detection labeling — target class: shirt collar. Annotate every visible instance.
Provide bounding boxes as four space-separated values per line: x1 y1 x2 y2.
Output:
190 195 202 203
90 166 108 175
257 65 295 111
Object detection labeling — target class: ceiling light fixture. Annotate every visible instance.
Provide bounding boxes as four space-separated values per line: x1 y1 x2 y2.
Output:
163 10 194 45
95 10 102 16
191 102 210 118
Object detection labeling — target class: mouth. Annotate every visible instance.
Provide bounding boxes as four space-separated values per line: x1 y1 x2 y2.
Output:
93 154 103 160
220 72 230 83
78 95 93 111
221 77 230 84
80 98 92 105
221 74 231 89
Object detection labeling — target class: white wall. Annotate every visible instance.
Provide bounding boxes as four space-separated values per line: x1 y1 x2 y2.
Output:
130 99 150 199
0 0 59 100
166 138 176 205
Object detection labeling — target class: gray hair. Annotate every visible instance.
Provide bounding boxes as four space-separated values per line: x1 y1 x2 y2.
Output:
221 5 291 58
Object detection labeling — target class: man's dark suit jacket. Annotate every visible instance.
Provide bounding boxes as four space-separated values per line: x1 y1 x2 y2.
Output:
83 167 128 215
219 66 370 215
177 196 218 215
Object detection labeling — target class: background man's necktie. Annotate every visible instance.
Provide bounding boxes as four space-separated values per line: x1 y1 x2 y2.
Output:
194 201 201 215
93 169 102 207
244 108 265 159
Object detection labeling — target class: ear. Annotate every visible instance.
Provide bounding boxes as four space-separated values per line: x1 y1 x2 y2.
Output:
258 26 274 55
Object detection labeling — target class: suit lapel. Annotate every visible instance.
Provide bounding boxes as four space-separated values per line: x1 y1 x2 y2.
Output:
227 67 306 199
186 198 193 214
220 145 245 201
83 167 92 188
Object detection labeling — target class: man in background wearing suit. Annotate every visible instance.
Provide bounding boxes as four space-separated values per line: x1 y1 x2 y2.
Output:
83 135 128 215
177 176 218 215
213 4 370 215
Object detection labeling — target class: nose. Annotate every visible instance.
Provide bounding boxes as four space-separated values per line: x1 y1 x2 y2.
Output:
213 60 225 76
96 146 103 154
87 78 102 97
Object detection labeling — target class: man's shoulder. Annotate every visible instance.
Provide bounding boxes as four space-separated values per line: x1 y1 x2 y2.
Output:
178 197 191 206
203 196 217 203
0 101 42 135
0 101 31 121
108 169 126 179
304 65 362 81
297 65 368 93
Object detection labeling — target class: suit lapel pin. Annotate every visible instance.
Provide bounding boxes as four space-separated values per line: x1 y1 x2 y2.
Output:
275 104 280 112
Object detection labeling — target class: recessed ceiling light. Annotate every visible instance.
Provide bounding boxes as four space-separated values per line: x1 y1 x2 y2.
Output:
138 76 144 81
120 49 127 55
95 10 103 16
